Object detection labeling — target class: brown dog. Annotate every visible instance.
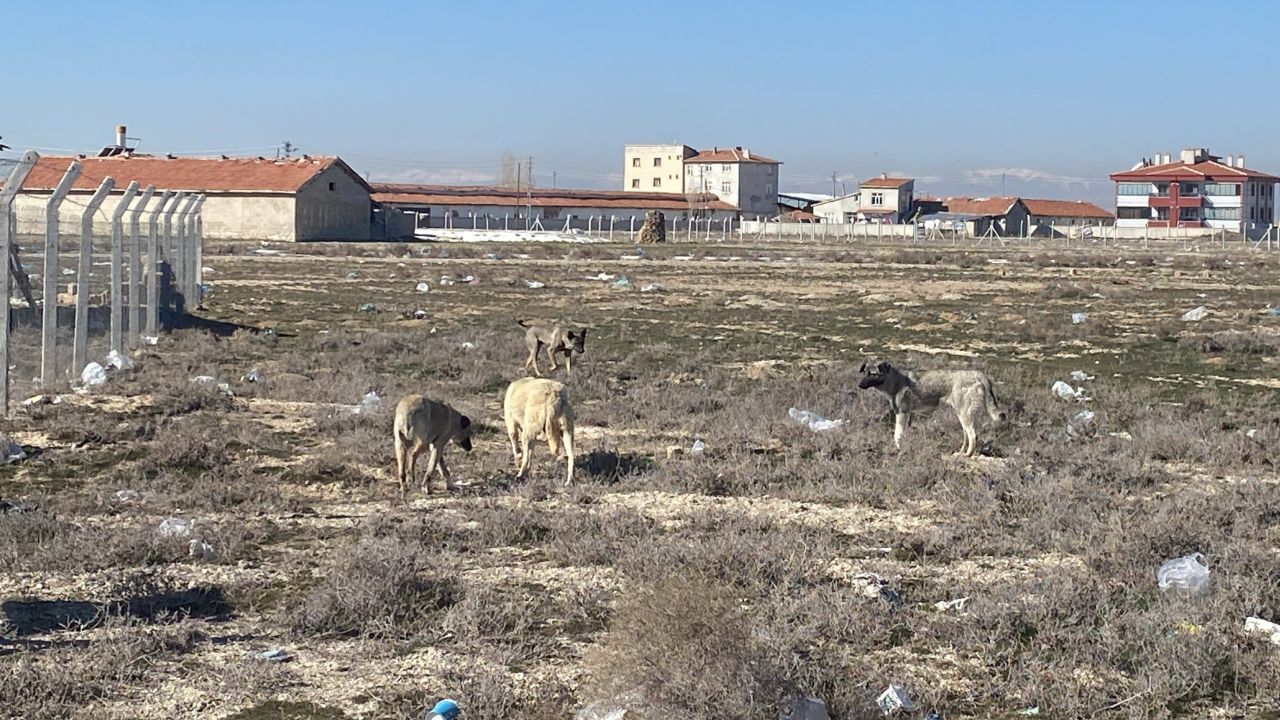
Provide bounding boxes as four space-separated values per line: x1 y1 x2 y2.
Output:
517 319 586 376
392 395 473 497
503 377 576 485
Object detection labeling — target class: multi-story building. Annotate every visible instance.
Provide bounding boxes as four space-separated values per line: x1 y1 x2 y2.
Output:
812 175 915 223
683 146 781 217
1109 148 1276 232
622 144 696 193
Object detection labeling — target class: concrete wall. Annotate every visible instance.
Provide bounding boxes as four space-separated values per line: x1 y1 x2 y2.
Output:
401 202 736 230
12 191 296 241
295 164 371 241
623 145 693 193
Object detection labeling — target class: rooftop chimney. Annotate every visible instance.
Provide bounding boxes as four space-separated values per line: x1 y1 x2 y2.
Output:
1227 155 1234 167
116 124 126 148
1237 154 1246 168
743 148 750 160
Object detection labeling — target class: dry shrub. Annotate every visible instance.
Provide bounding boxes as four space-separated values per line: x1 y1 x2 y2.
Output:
285 538 460 639
0 510 183 574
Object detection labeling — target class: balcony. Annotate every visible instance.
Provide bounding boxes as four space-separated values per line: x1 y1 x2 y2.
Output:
1149 195 1202 208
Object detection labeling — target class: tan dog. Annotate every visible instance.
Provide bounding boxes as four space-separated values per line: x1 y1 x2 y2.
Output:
503 377 576 485
516 319 586 376
857 359 1005 457
392 395 473 497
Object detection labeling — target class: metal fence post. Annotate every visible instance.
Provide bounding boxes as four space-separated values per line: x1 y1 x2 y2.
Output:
127 185 155 349
41 161 82 389
109 181 139 355
73 177 116 378
0 151 39 414
182 195 203 305
147 191 175 338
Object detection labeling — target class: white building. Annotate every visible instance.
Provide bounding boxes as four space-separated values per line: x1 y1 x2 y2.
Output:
813 175 915 223
682 147 781 217
623 144 697 193
1109 148 1277 232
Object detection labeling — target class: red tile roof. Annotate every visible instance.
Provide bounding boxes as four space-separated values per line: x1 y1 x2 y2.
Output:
685 148 780 164
370 183 736 211
859 176 913 189
1110 159 1279 182
18 155 363 194
941 197 1021 216
1022 198 1114 219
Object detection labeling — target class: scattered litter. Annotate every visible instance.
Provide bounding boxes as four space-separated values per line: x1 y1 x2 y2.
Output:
691 439 706 456
640 283 664 293
0 435 27 465
188 539 217 560
876 685 915 715
1245 428 1259 439
1108 431 1134 441
346 271 360 279
258 648 291 663
21 395 49 407
416 282 431 293
191 375 216 384
242 368 267 384
1051 381 1089 402
61 268 75 276
1181 305 1208 322
112 489 141 504
262 328 278 339
1067 410 1097 438
460 342 475 351
484 252 501 260
1071 312 1088 324
587 272 616 281
1017 708 1040 716
0 499 36 515
461 274 476 284
358 391 383 414
202 266 215 274
80 362 107 387
158 517 193 538
925 713 943 720
609 276 632 289
1268 307 1280 317
358 303 377 313
788 407 844 432
1157 553 1210 596
414 309 429 320
251 248 283 256
191 376 234 396
142 336 159 346
1243 616 1280 646
524 280 545 289
439 276 455 286
1069 370 1094 382
104 349 133 371
934 597 969 612
854 573 902 607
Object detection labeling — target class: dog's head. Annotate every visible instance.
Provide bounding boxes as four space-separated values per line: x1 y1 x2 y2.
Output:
856 360 893 389
454 415 474 452
567 329 587 355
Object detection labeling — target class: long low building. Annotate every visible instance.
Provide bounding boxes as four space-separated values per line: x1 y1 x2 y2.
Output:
372 184 739 233
13 154 373 241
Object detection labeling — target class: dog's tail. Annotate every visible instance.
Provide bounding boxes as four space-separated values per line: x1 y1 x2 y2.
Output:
515 318 531 328
984 377 1007 423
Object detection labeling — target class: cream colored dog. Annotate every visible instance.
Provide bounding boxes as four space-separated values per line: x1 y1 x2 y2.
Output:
393 394 473 498
503 377 576 485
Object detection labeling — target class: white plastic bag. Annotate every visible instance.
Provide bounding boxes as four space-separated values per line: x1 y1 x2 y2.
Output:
158 517 193 538
105 349 134 371
1157 553 1210 595
416 282 431 293
80 362 107 387
1181 305 1208 321
788 407 844 432
358 391 383 414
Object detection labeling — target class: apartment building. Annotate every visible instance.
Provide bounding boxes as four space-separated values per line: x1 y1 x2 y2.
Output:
1109 148 1277 232
683 146 781 217
812 175 915 223
622 144 697 193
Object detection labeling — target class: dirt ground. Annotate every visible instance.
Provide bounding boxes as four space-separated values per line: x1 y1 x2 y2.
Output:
2 239 1279 720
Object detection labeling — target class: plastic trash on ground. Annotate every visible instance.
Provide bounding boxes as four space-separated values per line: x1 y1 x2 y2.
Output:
588 272 616 281
460 342 475 351
113 489 141 503
258 648 291 663
1051 380 1088 402
640 283 664 293
158 517 193 538
1071 312 1088 324
359 302 377 312
1069 370 1094 382
934 597 969 612
610 276 632 289
358 391 383 414
439 276 455 286
346 271 360 279
876 685 915 715
188 539 217 560
1 435 27 465
142 336 159 346
788 407 844 432
80 362 108 387
416 282 431 293
1181 305 1208 321
1244 616 1280 646
690 439 706 456
1157 553 1210 596
414 309 429 320
1067 410 1097 438
105 350 134 371
242 368 267 384
524 280 546 289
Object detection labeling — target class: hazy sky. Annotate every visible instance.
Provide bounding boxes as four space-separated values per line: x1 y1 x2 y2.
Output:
4 1 1276 205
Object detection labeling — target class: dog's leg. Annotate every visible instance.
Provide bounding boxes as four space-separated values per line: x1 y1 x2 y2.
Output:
517 434 534 480
437 451 456 492
565 351 573 374
893 412 910 450
394 432 407 500
507 421 522 466
546 345 559 371
562 427 575 486
407 442 424 497
963 419 979 458
422 444 438 494
527 346 542 377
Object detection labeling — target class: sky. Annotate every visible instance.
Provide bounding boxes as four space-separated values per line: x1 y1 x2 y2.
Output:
3 0 1277 207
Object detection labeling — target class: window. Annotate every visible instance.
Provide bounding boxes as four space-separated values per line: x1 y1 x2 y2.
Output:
686 168 693 175
328 182 335 191
721 181 732 194
1250 207 1256 220
631 179 640 188
722 164 730 173
1180 183 1200 196
1205 183 1241 196
870 192 884 206
1117 182 1150 195
653 157 662 167
766 183 773 194
1117 207 1150 219
632 158 640 167
1153 183 1170 197
653 178 661 188
1179 207 1200 221
1250 183 1256 196
1204 207 1240 220
702 164 712 172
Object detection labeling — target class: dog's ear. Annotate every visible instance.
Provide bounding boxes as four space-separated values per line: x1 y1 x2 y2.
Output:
565 331 577 340
858 362 867 374
459 415 471 429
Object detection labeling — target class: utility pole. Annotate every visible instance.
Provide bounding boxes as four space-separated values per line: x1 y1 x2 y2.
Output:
514 162 521 222
525 157 534 187
552 170 557 189
281 141 296 159
1001 172 1006 196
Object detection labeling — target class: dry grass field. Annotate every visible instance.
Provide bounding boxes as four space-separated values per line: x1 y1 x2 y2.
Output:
2 239 1279 719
